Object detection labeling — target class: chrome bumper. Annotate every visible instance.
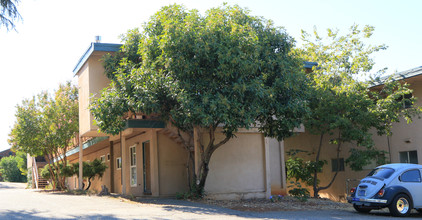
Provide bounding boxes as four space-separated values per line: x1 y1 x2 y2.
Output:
347 197 387 204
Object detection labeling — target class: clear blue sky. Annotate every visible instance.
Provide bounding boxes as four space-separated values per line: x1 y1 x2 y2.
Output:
0 0 421 151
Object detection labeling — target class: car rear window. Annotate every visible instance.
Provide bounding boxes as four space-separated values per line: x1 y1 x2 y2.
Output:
367 167 395 180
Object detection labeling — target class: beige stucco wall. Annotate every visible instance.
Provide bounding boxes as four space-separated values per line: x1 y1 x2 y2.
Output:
67 146 111 193
158 133 189 196
204 132 267 200
381 80 422 164
284 131 384 201
77 52 111 137
268 138 286 195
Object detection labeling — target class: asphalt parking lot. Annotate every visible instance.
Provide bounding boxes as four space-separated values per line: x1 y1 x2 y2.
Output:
0 182 421 219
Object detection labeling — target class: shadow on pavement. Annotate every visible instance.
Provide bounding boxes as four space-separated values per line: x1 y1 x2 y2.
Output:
136 198 261 218
0 209 122 220
0 182 26 189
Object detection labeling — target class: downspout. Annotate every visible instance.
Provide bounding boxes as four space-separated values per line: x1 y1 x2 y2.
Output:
387 136 392 162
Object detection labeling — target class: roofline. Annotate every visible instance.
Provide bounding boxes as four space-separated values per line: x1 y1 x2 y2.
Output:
370 66 422 87
73 43 122 75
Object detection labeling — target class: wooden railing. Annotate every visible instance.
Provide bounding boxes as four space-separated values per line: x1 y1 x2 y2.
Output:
32 157 39 189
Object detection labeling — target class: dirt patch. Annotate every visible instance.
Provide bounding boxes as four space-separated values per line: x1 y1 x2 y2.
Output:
197 196 354 212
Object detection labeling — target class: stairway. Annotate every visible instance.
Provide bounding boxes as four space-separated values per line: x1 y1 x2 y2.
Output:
160 128 185 145
37 174 48 189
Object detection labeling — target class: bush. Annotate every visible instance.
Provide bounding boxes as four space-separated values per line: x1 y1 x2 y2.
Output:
0 156 26 182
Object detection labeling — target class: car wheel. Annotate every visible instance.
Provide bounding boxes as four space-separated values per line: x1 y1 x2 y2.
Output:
353 204 372 213
388 193 412 217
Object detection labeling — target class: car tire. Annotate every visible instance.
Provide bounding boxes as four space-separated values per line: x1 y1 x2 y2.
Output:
388 193 412 217
353 204 372 213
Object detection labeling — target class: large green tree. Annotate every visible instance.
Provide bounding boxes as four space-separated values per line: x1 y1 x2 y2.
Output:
9 81 79 189
295 25 422 198
0 155 26 182
91 4 309 196
1 0 21 31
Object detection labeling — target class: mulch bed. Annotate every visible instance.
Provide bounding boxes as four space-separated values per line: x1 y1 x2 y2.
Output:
197 196 353 212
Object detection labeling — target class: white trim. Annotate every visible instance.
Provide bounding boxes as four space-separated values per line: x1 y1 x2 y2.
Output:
116 157 122 170
130 144 137 187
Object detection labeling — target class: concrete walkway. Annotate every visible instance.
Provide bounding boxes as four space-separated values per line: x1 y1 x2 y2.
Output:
0 182 420 219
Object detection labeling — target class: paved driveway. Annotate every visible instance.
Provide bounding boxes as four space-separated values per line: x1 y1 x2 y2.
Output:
1 182 422 219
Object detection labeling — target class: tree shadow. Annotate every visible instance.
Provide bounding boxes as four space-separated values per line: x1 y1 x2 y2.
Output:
0 182 26 189
0 209 122 220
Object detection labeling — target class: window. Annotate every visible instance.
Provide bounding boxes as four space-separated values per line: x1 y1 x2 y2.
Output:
332 158 345 172
401 169 421 182
367 167 395 180
107 154 110 161
116 157 122 169
400 151 418 164
130 145 137 187
397 93 413 109
100 155 105 162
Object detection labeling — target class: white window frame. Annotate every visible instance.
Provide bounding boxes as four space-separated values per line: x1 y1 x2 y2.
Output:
107 153 110 161
130 144 137 187
100 155 105 162
116 157 122 170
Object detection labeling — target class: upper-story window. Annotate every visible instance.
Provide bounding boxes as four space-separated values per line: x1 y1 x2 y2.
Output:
397 93 413 109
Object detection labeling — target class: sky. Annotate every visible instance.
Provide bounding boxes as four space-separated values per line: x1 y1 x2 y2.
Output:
0 0 421 152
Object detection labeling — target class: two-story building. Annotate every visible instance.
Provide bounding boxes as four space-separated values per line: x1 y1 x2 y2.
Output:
65 41 297 200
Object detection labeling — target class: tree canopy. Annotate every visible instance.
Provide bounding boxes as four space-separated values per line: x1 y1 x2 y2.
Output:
9 81 79 189
0 0 21 31
92 4 309 196
0 155 26 182
294 25 422 197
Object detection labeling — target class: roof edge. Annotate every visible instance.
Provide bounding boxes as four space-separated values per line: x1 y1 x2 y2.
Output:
72 43 122 75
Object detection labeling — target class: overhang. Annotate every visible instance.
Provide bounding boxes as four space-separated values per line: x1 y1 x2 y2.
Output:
73 42 122 75
371 66 422 88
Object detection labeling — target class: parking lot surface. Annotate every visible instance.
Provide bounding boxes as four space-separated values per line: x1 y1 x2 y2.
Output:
1 182 421 219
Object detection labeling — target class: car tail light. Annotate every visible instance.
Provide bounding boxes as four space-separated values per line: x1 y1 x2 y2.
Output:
377 189 385 197
350 187 356 194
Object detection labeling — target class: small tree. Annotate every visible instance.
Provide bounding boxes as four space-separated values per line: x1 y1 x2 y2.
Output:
91 4 309 196
0 155 26 182
71 159 108 190
9 81 79 190
296 25 422 198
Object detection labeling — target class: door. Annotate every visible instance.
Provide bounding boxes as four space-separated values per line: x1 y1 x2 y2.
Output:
142 141 151 194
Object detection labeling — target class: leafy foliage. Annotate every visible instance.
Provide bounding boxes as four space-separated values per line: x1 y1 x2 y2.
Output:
91 4 309 196
296 25 422 197
9 81 79 189
71 159 108 190
0 155 26 182
0 0 21 31
286 150 325 186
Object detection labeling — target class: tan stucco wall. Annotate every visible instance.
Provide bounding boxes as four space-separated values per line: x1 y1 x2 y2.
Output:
381 80 422 164
205 132 267 200
268 138 286 195
67 146 111 193
77 52 111 137
158 133 189 196
284 131 383 201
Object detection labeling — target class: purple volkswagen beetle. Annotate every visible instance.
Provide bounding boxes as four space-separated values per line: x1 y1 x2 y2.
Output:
348 163 422 217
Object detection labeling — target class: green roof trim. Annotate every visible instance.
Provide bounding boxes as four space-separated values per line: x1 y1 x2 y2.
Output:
124 119 165 129
63 136 109 159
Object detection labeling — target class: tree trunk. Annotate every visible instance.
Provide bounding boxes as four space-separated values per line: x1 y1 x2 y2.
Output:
85 176 93 190
316 131 342 194
313 133 324 198
194 126 231 197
